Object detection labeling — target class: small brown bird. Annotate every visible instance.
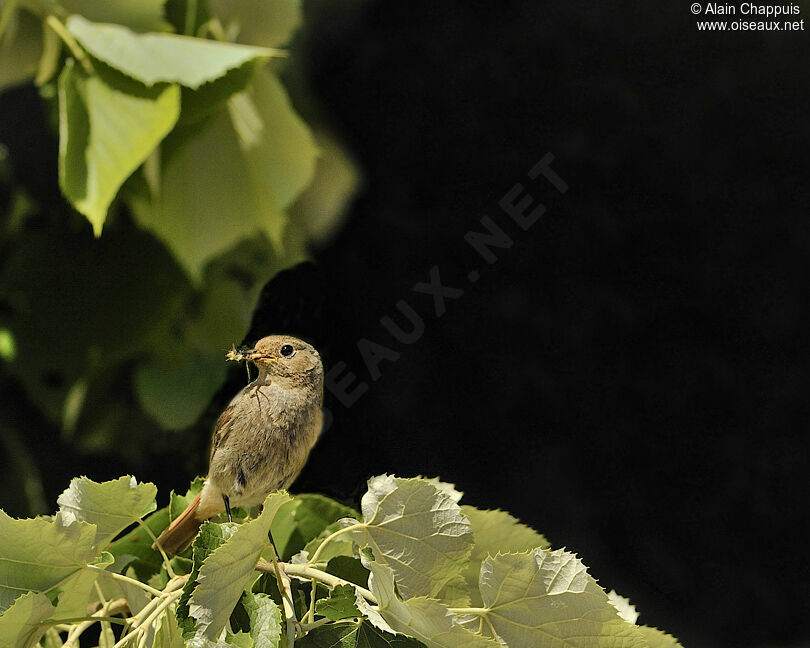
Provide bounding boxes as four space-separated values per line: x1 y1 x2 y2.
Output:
154 335 324 554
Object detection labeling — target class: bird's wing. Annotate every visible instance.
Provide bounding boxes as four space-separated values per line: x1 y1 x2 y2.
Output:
210 404 237 466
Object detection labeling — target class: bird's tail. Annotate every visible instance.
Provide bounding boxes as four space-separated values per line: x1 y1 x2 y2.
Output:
153 491 203 555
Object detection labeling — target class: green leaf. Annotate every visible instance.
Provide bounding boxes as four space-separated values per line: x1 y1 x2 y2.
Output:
129 69 317 280
276 494 358 561
0 592 54 648
638 626 684 648
0 327 15 362
298 618 426 648
289 131 361 245
315 584 361 621
476 549 647 648
207 0 302 48
96 565 150 615
459 506 549 606
60 0 170 33
241 591 282 648
608 590 639 625
349 476 473 600
0 7 41 91
177 521 240 633
134 349 227 429
326 556 369 589
0 215 188 425
367 563 498 648
186 492 291 642
58 60 180 235
107 478 201 580
153 607 186 648
66 15 280 89
0 511 98 613
56 475 158 549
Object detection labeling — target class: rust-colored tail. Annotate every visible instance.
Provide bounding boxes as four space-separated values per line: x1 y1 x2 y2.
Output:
153 491 203 555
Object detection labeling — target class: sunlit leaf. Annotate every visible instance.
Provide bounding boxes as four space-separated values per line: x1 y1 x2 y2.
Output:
129 69 316 280
367 563 498 648
56 475 157 549
476 549 647 648
58 60 180 234
187 492 291 642
66 15 280 88
0 592 53 648
459 506 549 605
638 626 684 648
0 511 98 613
348 476 473 599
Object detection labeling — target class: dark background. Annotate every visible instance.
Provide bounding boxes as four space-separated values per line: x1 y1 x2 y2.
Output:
4 2 810 647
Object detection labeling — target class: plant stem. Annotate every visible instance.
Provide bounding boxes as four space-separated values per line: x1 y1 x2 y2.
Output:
447 607 487 615
86 565 166 598
306 523 363 566
184 0 198 36
62 598 128 648
269 553 297 647
297 617 332 635
0 0 20 43
260 561 377 606
44 15 93 74
112 589 184 648
136 518 176 579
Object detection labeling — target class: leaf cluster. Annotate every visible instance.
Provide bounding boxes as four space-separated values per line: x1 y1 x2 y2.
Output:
0 0 360 485
0 474 683 648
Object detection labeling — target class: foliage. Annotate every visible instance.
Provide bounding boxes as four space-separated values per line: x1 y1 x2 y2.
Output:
0 474 682 648
0 0 359 500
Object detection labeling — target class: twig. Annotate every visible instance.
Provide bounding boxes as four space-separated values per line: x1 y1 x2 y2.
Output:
62 598 128 648
136 518 177 579
257 561 377 606
306 523 362 566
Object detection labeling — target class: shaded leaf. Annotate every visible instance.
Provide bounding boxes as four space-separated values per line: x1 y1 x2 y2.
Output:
58 60 180 234
208 0 302 48
0 7 41 91
349 476 473 599
278 494 359 561
61 0 170 33
67 15 279 88
315 584 361 621
241 591 282 648
298 618 426 648
56 475 157 549
134 349 226 429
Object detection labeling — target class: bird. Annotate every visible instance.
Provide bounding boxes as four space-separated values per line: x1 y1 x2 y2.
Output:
154 334 324 554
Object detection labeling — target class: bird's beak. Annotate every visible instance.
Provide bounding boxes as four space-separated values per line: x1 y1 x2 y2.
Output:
245 350 277 363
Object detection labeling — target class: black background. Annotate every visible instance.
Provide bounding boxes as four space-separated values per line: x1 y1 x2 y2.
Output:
5 2 810 647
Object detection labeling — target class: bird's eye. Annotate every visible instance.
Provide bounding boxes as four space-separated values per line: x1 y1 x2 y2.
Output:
280 344 295 357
